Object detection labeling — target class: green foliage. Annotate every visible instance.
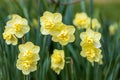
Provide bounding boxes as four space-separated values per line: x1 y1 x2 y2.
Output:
0 0 120 80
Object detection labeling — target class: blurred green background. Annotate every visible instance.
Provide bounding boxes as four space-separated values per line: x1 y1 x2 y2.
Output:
0 0 120 80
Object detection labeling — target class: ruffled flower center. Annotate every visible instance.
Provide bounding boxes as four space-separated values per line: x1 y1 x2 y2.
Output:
22 61 31 70
45 20 55 30
85 37 94 44
58 30 69 41
3 33 13 40
23 50 34 58
86 48 95 58
53 54 62 64
15 24 22 32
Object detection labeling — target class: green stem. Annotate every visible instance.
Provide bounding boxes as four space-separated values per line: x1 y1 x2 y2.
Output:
24 75 30 80
86 62 90 80
104 60 112 80
62 46 68 80
18 0 29 20
39 35 47 59
63 45 74 80
94 64 99 80
90 0 93 28
81 0 86 12
22 36 25 44
42 36 47 55
54 0 60 12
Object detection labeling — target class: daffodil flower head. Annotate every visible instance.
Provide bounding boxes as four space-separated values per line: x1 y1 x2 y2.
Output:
40 11 62 35
16 42 40 75
31 18 38 28
80 43 103 65
109 23 118 35
92 18 101 29
52 23 75 46
80 28 101 48
86 18 101 30
51 49 65 74
16 58 38 75
3 27 18 45
73 12 89 29
6 14 30 38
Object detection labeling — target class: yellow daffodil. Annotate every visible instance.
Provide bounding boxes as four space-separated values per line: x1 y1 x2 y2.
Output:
80 28 103 65
80 43 103 65
32 18 38 28
92 18 101 29
86 18 101 30
80 28 101 48
6 14 30 38
109 23 118 35
40 11 62 35
16 58 38 75
3 27 18 45
51 23 75 45
51 49 65 74
16 42 40 75
73 12 89 29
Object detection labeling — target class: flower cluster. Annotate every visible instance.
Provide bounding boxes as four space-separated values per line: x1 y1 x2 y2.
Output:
80 28 103 65
3 14 30 45
73 12 101 30
51 49 65 74
16 42 40 75
40 11 75 46
2 11 103 76
40 11 75 73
